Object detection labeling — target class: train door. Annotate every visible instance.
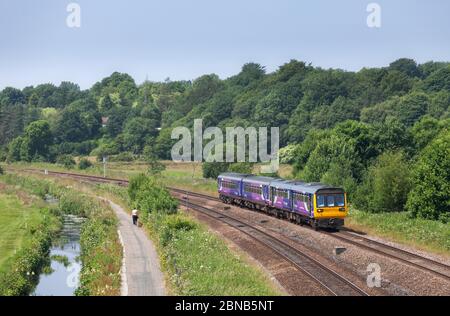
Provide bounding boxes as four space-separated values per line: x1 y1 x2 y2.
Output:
270 187 276 206
262 185 269 202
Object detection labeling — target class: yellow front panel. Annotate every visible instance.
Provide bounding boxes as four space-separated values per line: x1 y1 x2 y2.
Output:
313 193 348 219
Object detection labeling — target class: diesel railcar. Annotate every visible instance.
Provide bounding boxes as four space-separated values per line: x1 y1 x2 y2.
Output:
218 173 348 230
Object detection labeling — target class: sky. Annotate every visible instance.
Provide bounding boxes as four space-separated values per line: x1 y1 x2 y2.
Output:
1 0 450 90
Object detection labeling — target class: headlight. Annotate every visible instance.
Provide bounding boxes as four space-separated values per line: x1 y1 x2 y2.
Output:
339 207 346 212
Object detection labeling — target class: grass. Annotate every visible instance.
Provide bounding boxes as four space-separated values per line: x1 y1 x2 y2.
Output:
0 181 62 295
0 192 45 273
346 208 450 256
148 212 281 296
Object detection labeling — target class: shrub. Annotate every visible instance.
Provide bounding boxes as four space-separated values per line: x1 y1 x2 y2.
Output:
56 155 76 169
228 162 253 174
202 162 230 179
78 158 93 170
406 131 450 221
355 151 411 213
279 144 298 164
128 174 178 215
0 164 3 175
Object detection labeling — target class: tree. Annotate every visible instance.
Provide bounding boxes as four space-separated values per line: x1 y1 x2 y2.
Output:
143 145 166 176
122 117 159 153
389 58 421 78
0 87 25 107
411 116 448 151
380 70 413 97
54 98 101 143
354 151 411 213
299 134 362 187
19 120 53 162
422 66 450 92
232 63 266 86
406 132 450 222
7 137 23 162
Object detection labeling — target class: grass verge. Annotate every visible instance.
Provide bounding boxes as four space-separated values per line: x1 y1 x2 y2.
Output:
347 208 450 255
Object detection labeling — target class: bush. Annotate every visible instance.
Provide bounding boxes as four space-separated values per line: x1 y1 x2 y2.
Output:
406 131 450 221
56 155 76 169
0 164 3 175
78 158 93 170
202 162 230 179
355 151 411 213
279 144 299 164
228 162 253 174
128 174 178 215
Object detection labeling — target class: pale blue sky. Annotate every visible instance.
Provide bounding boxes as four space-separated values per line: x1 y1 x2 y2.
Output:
1 0 450 89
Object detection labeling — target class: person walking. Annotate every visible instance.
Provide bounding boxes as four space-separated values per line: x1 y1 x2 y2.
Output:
132 209 139 226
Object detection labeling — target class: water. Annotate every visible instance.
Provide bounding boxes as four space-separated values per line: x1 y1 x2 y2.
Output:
32 215 85 296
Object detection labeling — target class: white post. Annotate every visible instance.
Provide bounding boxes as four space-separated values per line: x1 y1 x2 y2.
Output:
103 157 107 178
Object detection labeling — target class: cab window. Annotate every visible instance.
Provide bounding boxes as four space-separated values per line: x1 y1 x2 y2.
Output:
335 194 345 207
327 195 335 207
317 194 345 207
317 195 325 207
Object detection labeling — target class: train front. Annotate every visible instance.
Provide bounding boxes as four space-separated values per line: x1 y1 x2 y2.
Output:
313 188 348 229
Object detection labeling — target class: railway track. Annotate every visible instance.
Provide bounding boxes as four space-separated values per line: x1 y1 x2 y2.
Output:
169 184 450 281
328 231 450 281
19 168 450 283
175 196 369 296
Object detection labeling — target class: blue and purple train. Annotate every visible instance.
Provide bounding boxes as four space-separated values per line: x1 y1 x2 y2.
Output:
218 173 348 230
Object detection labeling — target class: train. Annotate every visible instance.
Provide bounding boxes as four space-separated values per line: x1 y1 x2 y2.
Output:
217 173 348 230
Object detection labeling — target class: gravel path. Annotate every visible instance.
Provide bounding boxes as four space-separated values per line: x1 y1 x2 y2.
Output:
108 200 166 296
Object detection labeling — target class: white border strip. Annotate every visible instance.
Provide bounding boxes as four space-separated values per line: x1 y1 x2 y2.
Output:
117 229 128 296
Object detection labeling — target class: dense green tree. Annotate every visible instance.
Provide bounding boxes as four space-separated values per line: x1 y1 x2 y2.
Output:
355 151 411 213
121 117 159 153
406 131 450 222
54 98 101 143
19 120 53 162
299 135 362 187
389 58 422 78
422 65 450 92
7 137 24 162
411 116 449 150
380 70 413 97
0 87 25 106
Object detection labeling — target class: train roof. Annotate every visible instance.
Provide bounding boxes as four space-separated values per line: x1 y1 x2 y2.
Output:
243 176 277 185
218 173 251 181
270 180 343 194
218 173 344 194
